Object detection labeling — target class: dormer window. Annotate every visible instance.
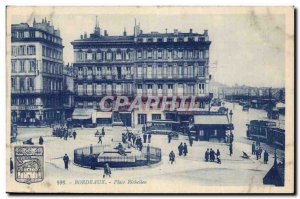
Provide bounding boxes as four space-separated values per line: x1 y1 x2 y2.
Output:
184 37 188 42
143 38 147 42
174 37 178 42
194 36 199 41
163 37 167 42
153 37 157 42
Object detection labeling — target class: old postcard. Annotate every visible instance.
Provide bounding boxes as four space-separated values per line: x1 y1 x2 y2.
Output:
6 6 294 194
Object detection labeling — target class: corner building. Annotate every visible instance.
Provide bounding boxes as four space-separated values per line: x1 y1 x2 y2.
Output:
71 19 212 127
11 19 64 125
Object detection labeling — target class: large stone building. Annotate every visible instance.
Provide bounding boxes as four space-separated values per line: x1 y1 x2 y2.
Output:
71 19 212 127
10 18 65 125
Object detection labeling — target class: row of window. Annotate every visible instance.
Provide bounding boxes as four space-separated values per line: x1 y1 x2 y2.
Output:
43 77 63 91
42 46 63 60
76 83 206 95
42 60 63 75
11 45 36 56
136 36 208 43
12 30 62 45
11 77 35 90
11 59 36 73
76 65 206 78
11 97 36 106
75 49 209 62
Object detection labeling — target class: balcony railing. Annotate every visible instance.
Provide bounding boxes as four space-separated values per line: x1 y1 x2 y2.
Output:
11 89 63 94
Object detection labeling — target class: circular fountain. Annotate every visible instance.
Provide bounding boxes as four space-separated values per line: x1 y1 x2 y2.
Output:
74 143 161 168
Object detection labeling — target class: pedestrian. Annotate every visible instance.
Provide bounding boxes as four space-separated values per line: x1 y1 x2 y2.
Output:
103 163 111 178
216 149 221 164
169 151 175 164
63 154 69 170
211 149 216 162
168 134 172 143
73 130 77 140
10 158 13 174
229 143 233 156
230 132 234 143
98 136 102 144
132 135 136 146
64 131 68 140
183 143 188 156
91 154 97 170
252 142 256 155
205 148 209 162
90 144 93 154
148 133 151 143
178 143 183 156
143 134 147 143
189 136 193 147
259 147 263 159
264 150 269 164
39 136 44 145
102 127 105 137
256 148 260 160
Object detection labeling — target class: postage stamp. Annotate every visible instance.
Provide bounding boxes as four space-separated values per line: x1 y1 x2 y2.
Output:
6 6 294 194
14 146 44 184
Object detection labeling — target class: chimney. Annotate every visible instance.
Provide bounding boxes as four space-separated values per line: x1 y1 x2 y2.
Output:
84 32 87 39
189 28 193 33
104 30 108 36
80 35 83 39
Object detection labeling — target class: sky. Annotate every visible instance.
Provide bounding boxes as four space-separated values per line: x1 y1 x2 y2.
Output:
10 11 286 88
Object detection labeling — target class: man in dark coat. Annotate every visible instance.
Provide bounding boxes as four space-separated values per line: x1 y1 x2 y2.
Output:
189 136 193 147
39 136 44 145
102 127 105 137
263 150 269 164
205 149 210 162
143 134 147 143
168 134 172 143
229 143 233 156
169 151 175 164
73 130 77 140
63 154 69 170
98 136 102 144
251 142 256 155
178 143 183 156
148 133 152 143
183 143 188 156
209 148 215 162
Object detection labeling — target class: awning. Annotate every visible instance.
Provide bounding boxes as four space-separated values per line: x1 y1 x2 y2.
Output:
95 112 112 119
194 115 229 125
72 108 95 120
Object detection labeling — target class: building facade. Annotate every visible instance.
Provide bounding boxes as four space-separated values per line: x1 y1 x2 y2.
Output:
11 18 65 125
71 19 212 127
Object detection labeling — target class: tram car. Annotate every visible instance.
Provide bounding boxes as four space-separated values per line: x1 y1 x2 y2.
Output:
143 120 179 138
246 120 285 150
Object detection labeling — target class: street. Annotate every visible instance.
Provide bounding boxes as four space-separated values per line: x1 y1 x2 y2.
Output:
10 102 284 187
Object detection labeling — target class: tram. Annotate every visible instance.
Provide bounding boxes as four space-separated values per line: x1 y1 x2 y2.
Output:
246 120 285 150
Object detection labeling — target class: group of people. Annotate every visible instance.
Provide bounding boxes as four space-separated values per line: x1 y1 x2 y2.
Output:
52 126 70 140
96 127 105 144
143 133 152 143
121 130 143 151
205 148 221 164
178 142 188 156
251 142 269 163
